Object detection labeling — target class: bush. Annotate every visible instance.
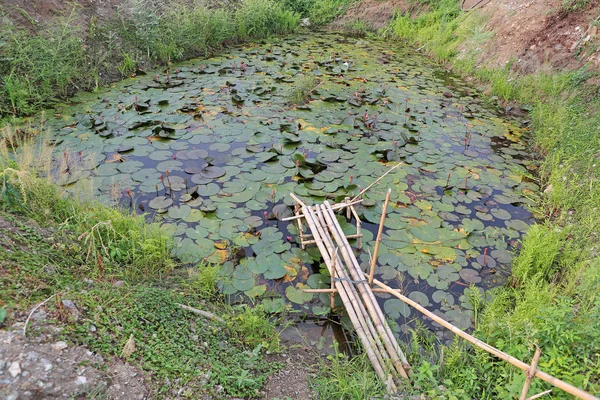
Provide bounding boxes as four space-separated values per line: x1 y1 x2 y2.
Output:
0 11 92 116
235 0 300 39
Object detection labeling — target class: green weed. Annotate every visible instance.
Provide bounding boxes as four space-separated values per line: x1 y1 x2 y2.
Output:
235 0 300 40
311 342 386 399
308 0 358 27
288 76 320 105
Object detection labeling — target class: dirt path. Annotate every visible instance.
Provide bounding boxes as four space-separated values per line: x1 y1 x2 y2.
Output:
0 319 148 400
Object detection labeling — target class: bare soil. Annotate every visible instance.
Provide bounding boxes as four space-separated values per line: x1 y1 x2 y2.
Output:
0 315 148 400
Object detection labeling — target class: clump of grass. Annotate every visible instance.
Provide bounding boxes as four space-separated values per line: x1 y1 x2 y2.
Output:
562 0 590 12
235 0 300 39
311 342 386 399
288 76 320 105
308 0 358 27
0 125 174 281
0 9 93 116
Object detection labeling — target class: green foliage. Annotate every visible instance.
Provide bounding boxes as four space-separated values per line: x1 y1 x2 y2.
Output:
287 76 319 104
0 9 93 116
69 286 280 398
235 0 300 40
311 343 386 399
308 0 358 27
277 0 316 17
0 129 174 280
562 0 590 12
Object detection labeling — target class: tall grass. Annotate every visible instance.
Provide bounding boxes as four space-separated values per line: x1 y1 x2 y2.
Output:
387 1 600 397
0 126 174 280
0 9 93 116
0 0 302 117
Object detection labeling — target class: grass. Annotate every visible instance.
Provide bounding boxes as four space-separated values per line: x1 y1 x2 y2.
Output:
288 76 320 104
311 343 386 399
384 1 600 398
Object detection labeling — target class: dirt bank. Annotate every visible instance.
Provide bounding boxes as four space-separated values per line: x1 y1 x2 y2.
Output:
334 0 600 74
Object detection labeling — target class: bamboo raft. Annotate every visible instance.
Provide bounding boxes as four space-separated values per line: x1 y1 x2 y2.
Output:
286 192 410 392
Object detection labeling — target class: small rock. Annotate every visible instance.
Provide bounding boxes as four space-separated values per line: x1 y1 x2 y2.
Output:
52 341 68 351
544 184 553 194
0 359 6 369
76 376 88 385
62 300 76 309
89 325 97 333
41 358 53 372
443 91 453 98
6 391 19 400
8 361 21 377
113 280 126 287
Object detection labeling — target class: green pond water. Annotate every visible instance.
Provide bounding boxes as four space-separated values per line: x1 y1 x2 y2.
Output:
42 33 537 342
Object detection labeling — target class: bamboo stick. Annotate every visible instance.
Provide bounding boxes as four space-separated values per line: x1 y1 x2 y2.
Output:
301 233 363 240
309 204 397 390
322 202 410 379
302 288 406 294
300 205 391 388
349 205 363 249
302 234 363 245
325 204 411 373
520 346 542 400
350 162 403 202
372 279 600 400
369 188 392 284
282 198 364 221
526 389 553 400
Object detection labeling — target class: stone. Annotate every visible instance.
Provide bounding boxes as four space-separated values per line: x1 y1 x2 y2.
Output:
113 280 125 287
8 361 21 377
62 300 76 309
75 376 88 385
51 341 68 351
41 358 53 372
6 391 19 400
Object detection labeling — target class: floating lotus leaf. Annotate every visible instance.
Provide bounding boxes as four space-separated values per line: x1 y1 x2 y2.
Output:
245 285 266 298
149 196 173 210
199 166 226 179
384 299 411 319
168 205 191 219
285 283 313 304
459 269 482 283
197 183 220 196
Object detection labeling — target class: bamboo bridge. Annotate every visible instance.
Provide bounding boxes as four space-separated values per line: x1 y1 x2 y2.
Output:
283 183 599 399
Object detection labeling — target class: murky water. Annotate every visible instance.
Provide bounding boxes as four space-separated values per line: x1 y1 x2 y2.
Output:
42 33 537 346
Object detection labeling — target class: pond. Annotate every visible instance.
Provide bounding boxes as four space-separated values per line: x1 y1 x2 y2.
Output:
42 33 537 343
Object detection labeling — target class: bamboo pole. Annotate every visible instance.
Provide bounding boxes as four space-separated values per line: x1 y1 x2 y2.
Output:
302 288 406 294
282 198 364 221
526 389 553 400
349 205 363 249
302 234 363 245
369 188 392 284
322 202 410 379
300 204 392 389
311 205 393 380
372 279 600 400
520 346 542 400
350 162 403 202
